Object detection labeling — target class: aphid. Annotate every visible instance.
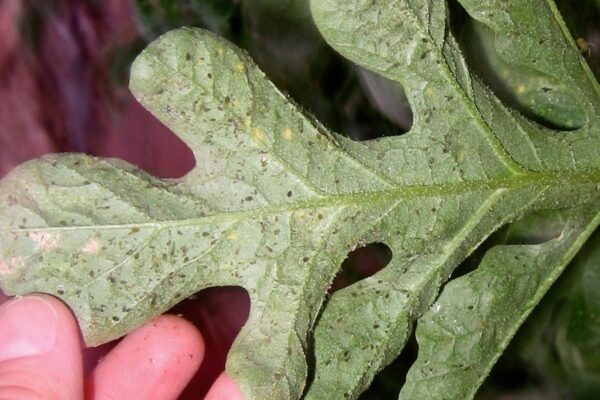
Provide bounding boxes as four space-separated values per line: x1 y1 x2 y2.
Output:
576 37 592 57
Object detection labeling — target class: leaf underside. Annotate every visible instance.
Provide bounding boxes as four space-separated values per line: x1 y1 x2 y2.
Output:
1 1 600 399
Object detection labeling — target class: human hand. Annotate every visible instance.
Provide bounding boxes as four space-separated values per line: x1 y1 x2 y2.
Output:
0 294 244 399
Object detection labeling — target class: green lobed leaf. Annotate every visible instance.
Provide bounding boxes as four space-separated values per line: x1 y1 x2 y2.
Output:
0 1 599 399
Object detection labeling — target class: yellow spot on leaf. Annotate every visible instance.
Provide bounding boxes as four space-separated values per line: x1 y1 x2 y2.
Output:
235 62 245 73
425 87 434 97
516 85 526 94
293 212 306 222
228 231 238 240
283 127 293 140
252 128 265 142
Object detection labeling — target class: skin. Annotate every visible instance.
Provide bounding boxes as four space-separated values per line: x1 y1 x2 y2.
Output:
0 293 244 400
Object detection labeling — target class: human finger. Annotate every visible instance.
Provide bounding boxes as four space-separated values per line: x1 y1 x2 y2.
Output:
0 294 83 400
85 314 204 400
204 371 244 400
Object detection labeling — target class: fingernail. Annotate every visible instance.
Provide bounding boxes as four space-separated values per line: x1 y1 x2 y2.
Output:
0 296 58 362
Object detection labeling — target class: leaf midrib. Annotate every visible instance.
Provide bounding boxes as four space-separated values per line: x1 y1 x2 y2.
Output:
6 170 599 234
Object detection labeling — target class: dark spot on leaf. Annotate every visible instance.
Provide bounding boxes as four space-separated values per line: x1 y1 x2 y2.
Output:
287 190 293 197
185 52 191 60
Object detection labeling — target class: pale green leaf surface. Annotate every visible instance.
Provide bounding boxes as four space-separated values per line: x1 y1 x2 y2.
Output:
0 1 599 400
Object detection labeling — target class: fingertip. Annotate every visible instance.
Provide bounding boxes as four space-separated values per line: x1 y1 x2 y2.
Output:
129 314 206 374
0 294 83 400
205 372 244 400
86 314 204 400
